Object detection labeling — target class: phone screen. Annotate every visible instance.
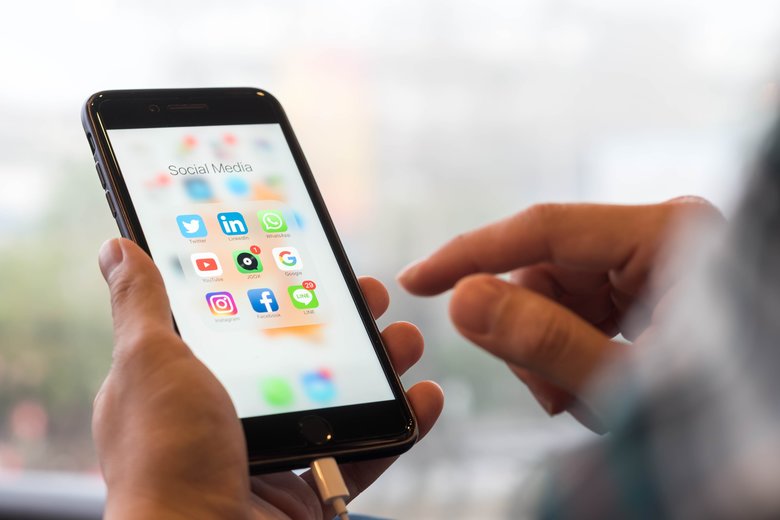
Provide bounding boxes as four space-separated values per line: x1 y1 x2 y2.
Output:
106 123 395 419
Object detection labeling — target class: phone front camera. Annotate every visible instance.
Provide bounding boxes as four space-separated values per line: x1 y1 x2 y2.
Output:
148 104 160 113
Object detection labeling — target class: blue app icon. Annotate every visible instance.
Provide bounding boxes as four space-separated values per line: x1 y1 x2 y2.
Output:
176 214 207 238
217 212 248 236
184 178 214 201
247 288 279 313
301 369 336 403
225 177 250 197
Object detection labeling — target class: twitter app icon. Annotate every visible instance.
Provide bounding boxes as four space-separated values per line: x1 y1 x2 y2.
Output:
176 214 207 238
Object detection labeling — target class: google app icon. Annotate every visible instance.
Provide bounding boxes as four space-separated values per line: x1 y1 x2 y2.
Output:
272 247 302 271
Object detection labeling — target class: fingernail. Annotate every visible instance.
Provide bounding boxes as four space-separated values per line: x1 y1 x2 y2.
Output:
538 395 560 416
397 258 424 285
98 238 124 280
451 277 506 335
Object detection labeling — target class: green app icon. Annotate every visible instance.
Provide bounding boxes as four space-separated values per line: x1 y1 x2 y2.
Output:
258 210 288 233
261 377 294 407
232 249 263 274
288 285 319 309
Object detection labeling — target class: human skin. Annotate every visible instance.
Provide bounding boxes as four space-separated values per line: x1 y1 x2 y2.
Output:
94 238 444 519
398 198 721 430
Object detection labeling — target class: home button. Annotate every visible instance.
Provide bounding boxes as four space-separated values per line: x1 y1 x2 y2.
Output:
299 415 333 446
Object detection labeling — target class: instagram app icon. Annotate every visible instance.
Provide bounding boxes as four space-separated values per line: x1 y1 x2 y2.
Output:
205 291 237 316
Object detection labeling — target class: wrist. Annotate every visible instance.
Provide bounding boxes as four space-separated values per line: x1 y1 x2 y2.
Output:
104 487 249 520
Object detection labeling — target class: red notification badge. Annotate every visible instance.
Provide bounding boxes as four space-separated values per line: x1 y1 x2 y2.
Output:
302 280 316 290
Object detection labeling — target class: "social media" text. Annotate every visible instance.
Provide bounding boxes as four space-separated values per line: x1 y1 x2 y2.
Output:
168 162 254 175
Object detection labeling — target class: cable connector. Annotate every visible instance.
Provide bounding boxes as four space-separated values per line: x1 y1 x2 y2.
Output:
310 457 350 520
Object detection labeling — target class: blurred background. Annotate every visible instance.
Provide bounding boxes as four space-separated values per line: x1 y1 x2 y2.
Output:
1 0 780 518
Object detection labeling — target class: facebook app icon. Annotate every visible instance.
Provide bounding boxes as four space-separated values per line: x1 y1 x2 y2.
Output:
247 288 279 313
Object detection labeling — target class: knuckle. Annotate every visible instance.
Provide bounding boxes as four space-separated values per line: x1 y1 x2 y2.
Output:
107 268 145 312
458 232 487 272
107 266 162 314
522 203 560 226
532 308 570 365
113 328 180 370
451 232 469 248
107 271 134 310
506 295 569 367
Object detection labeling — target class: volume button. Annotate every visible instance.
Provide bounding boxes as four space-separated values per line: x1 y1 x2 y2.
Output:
95 161 107 188
105 191 117 217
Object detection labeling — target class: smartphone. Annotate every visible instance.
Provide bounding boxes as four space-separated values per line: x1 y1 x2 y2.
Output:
82 88 417 473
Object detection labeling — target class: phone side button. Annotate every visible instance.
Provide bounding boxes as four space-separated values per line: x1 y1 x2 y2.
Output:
105 192 117 217
298 415 333 446
95 161 107 188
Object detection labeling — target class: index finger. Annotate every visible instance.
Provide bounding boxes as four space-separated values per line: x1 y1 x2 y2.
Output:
399 203 659 295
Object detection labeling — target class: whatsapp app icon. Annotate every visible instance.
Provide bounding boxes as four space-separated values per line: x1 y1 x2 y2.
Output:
258 210 288 233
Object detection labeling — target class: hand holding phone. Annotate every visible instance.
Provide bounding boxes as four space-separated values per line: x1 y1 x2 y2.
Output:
94 237 444 518
83 88 433 472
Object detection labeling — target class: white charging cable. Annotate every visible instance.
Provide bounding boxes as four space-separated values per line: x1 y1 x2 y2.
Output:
310 457 350 520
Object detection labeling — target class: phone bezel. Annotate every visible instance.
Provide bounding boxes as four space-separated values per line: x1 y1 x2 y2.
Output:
82 88 417 473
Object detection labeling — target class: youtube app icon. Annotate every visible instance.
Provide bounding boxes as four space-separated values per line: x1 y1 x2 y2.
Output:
196 258 217 271
191 252 223 277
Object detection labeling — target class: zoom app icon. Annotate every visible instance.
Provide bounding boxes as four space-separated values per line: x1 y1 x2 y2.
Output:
258 210 288 233
233 248 263 274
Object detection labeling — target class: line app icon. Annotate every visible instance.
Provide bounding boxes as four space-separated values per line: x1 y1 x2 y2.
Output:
288 285 319 309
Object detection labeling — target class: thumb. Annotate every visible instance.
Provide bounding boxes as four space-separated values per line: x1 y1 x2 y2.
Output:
99 238 174 342
449 274 623 397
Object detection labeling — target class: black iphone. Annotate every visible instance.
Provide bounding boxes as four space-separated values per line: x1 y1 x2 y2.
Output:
82 88 417 473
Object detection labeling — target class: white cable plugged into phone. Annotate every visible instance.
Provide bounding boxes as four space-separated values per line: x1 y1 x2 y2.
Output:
310 457 350 520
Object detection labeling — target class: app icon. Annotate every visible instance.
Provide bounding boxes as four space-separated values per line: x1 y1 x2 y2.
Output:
292 210 305 230
176 214 207 238
217 211 248 236
225 177 250 197
183 178 214 201
247 288 279 313
232 249 263 274
191 252 223 277
258 210 288 233
261 377 294 407
180 135 198 153
205 291 237 316
288 285 319 309
301 369 336 403
273 247 302 271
